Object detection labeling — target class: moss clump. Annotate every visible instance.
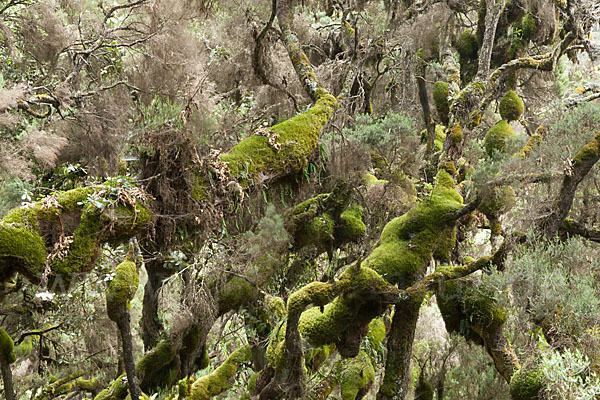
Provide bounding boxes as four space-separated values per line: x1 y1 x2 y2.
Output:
457 30 478 60
93 375 128 400
362 170 463 286
189 345 251 400
106 257 138 319
433 82 449 125
15 336 32 358
485 120 516 156
448 123 463 146
573 131 599 166
479 185 516 217
0 328 16 364
366 317 386 348
415 377 434 400
136 339 177 388
520 13 536 40
220 94 337 183
509 368 543 400
338 204 366 242
433 226 457 262
218 276 259 313
338 350 375 400
499 91 524 122
436 275 507 342
305 345 331 371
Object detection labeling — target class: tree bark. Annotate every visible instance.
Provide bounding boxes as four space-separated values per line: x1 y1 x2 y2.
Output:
0 358 15 400
475 0 506 81
377 292 425 400
115 305 142 400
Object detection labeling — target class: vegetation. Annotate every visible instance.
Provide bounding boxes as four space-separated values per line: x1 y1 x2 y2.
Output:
0 1 599 400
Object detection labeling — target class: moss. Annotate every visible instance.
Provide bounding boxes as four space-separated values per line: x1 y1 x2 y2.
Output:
75 378 98 391
220 94 337 183
519 133 542 158
479 185 516 217
189 345 251 400
457 30 478 60
433 226 457 262
415 377 434 400
363 172 388 187
338 204 366 242
485 120 516 156
362 170 463 285
448 123 463 146
433 82 449 125
218 276 259 313
521 13 536 40
136 339 177 387
265 295 287 319
305 345 331 371
15 336 32 358
509 368 543 400
106 257 138 320
93 375 128 400
438 161 456 176
0 328 16 364
178 376 194 397
265 322 286 368
0 222 46 282
338 350 375 400
296 266 397 354
499 91 524 122
436 274 507 341
573 131 599 166
433 125 446 152
366 317 386 348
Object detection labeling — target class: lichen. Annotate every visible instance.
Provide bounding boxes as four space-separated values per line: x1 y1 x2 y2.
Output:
338 350 375 400
220 94 337 182
499 91 524 122
519 133 543 158
509 367 543 400
485 120 516 156
188 345 251 400
0 328 16 364
433 82 449 125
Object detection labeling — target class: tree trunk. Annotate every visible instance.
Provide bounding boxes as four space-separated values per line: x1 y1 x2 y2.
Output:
115 305 142 400
141 259 166 350
0 358 15 400
377 292 425 400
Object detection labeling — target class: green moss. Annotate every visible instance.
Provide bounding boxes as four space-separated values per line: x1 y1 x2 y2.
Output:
93 375 128 400
0 328 16 364
305 345 331 371
15 336 32 358
457 30 478 60
448 123 463 146
0 221 46 282
136 339 177 387
220 94 337 182
296 267 396 352
480 185 516 218
189 345 251 400
436 274 507 341
106 259 138 319
363 172 388 187
509 368 543 400
366 317 386 348
265 322 286 368
218 276 259 313
433 82 449 125
178 377 194 397
415 377 434 400
499 91 524 122
362 170 463 285
265 295 287 319
521 13 536 40
339 350 375 400
573 132 599 166
338 204 366 242
434 125 447 152
433 226 457 262
485 120 516 156
75 378 98 391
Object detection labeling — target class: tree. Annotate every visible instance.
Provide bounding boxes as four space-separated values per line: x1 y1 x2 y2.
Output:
0 0 599 399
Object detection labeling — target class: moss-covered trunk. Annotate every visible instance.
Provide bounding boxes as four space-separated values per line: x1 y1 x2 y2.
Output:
114 304 142 400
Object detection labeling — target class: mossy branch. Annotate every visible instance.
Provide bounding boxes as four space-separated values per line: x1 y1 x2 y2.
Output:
559 218 600 243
